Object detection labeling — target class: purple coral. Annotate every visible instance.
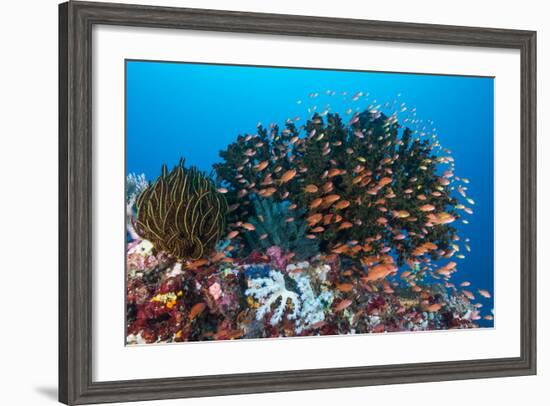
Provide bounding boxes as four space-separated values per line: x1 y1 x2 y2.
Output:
266 246 286 270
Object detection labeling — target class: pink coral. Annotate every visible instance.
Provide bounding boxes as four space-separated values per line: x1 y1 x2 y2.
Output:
266 246 286 270
209 282 222 300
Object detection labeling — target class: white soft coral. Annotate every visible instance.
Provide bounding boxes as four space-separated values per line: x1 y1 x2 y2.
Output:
292 273 333 332
246 270 300 326
246 266 334 331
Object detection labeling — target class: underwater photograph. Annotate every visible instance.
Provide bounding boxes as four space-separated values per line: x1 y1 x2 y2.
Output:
125 60 494 345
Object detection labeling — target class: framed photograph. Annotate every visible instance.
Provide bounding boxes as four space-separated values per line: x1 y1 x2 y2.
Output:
59 1 536 404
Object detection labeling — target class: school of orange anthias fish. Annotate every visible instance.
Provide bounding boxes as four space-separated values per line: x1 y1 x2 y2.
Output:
126 91 493 344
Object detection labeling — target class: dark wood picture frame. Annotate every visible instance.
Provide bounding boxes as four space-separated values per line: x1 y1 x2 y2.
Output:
59 1 537 404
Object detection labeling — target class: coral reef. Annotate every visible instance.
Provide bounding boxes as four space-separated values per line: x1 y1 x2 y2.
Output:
126 104 492 344
134 159 227 260
126 242 481 343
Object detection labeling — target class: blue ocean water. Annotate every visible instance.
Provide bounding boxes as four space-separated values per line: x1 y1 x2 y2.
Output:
126 60 494 326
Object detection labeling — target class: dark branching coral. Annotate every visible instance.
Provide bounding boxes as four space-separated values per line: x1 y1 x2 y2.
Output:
213 124 297 225
135 159 227 260
290 111 459 264
215 109 460 266
244 198 319 260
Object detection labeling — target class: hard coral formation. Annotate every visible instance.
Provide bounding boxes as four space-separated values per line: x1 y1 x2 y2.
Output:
135 159 227 260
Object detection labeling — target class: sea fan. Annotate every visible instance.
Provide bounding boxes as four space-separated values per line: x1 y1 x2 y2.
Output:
135 159 227 260
244 198 319 260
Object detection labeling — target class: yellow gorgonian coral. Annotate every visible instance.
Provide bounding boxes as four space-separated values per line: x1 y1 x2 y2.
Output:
151 292 178 305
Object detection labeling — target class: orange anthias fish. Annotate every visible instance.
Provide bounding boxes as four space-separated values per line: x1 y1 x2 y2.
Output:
423 242 438 250
336 283 354 292
186 259 209 270
226 230 240 239
306 213 323 225
322 181 334 193
360 256 379 267
323 194 341 205
351 245 362 254
254 161 269 171
435 261 457 277
334 200 350 210
424 303 443 312
331 244 349 254
378 177 392 188
259 187 277 197
438 177 451 186
419 204 435 212
323 214 334 225
209 251 227 263
376 217 388 225
338 222 353 230
352 175 364 185
400 271 412 278
362 263 397 283
393 210 410 218
241 223 256 231
462 290 475 300
280 169 297 183
334 299 353 312
327 168 346 178
478 289 492 299
427 212 455 225
304 184 319 193
188 302 207 322
309 198 323 209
